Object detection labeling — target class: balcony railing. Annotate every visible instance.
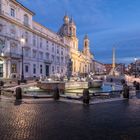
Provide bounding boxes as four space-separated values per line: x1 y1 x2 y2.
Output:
44 59 52 64
3 52 21 59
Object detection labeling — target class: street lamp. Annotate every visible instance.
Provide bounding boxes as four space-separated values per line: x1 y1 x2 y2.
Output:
134 57 137 78
20 37 25 82
1 52 4 57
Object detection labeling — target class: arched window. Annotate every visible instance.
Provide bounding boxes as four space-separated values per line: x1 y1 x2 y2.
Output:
24 14 29 26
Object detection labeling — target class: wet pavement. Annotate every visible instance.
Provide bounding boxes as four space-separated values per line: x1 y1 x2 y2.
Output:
1 97 140 140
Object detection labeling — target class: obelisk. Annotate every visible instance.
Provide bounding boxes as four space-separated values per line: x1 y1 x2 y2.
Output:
112 48 116 76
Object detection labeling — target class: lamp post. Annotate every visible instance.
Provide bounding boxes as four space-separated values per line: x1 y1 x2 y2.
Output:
134 58 137 78
20 38 25 82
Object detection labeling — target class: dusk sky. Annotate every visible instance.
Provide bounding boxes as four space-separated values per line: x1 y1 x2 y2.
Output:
18 0 140 64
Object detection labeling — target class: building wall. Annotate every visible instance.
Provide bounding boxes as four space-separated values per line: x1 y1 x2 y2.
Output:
0 0 69 79
93 60 106 74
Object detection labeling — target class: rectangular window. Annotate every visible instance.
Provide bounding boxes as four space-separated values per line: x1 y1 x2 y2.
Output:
57 66 59 73
33 64 36 74
61 47 64 55
46 53 49 59
25 65 29 73
11 8 15 17
57 56 60 63
52 47 54 53
52 66 54 73
46 41 49 50
40 38 42 48
33 50 36 58
51 55 54 62
33 35 36 46
24 49 29 57
39 52 43 59
40 65 42 74
57 46 59 54
11 64 17 73
61 57 63 63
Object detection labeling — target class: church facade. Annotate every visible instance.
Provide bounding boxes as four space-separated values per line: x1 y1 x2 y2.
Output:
58 15 94 76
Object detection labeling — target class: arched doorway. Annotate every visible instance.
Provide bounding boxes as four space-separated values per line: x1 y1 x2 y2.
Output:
0 59 4 77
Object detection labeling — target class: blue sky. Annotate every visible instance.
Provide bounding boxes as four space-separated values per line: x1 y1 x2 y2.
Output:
18 0 140 64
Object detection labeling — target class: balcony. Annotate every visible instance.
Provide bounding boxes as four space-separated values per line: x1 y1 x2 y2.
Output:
44 59 52 64
3 52 21 59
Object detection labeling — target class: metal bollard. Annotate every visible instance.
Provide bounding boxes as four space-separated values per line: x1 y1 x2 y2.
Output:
17 80 20 85
123 84 129 99
15 87 22 100
83 88 90 104
0 81 4 87
53 87 60 100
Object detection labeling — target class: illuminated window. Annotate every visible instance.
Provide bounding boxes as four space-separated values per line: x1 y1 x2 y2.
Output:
11 64 17 73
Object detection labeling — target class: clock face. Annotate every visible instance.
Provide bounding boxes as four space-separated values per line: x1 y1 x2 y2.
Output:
0 24 3 32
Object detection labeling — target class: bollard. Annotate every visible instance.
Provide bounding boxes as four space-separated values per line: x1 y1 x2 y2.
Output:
15 87 22 100
110 78 113 83
0 81 4 87
121 79 126 85
133 81 140 91
136 82 140 91
53 87 60 100
83 88 90 104
123 84 129 99
17 80 20 85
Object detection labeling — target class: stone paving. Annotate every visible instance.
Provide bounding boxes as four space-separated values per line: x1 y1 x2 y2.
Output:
1 97 140 140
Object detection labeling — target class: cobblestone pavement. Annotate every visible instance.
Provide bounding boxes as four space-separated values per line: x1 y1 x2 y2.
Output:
1 98 140 140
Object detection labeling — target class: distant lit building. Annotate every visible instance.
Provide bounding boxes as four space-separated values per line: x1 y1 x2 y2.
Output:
127 60 140 76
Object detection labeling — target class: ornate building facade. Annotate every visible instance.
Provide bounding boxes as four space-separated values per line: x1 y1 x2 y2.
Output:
58 15 94 76
0 0 94 79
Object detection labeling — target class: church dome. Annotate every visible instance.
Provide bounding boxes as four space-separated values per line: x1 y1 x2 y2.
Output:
63 15 69 24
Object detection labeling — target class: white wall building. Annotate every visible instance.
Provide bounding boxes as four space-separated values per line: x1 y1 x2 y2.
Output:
0 0 69 79
93 60 106 74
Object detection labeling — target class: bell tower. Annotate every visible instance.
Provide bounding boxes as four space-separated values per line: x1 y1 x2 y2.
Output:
83 34 90 55
69 17 76 37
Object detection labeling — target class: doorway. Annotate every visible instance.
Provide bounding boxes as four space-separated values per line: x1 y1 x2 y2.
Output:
46 65 49 76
